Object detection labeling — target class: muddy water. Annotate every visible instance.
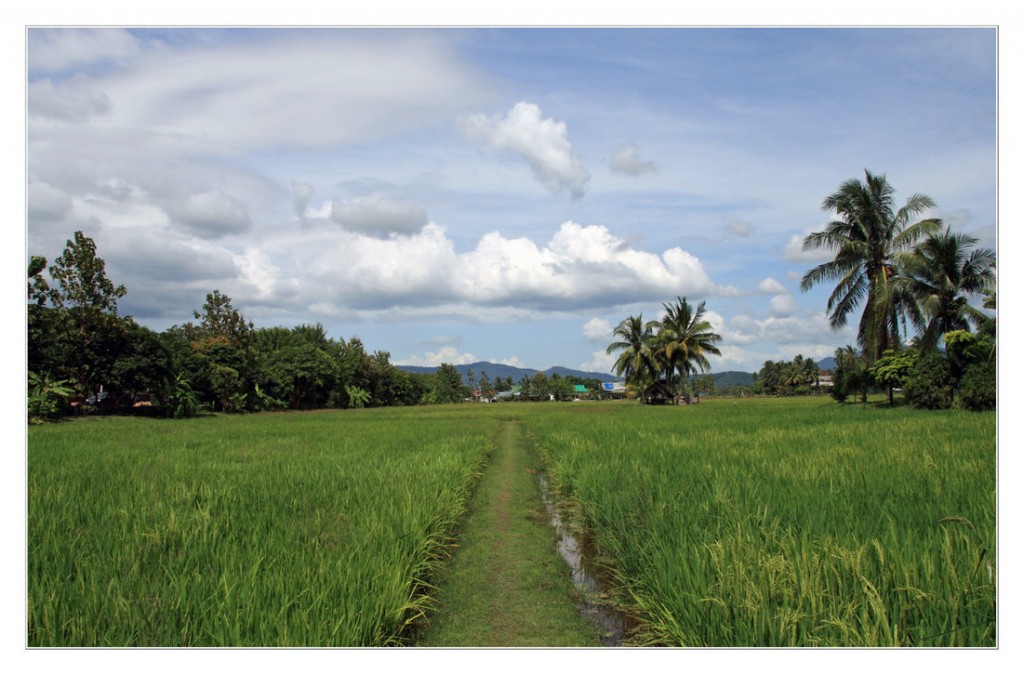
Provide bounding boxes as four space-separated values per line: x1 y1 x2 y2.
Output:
537 474 630 646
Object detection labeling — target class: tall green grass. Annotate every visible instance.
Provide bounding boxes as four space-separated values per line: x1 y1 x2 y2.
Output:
527 398 996 646
28 408 493 646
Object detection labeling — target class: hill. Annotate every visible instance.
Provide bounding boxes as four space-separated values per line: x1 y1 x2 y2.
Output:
399 357 837 388
396 361 617 384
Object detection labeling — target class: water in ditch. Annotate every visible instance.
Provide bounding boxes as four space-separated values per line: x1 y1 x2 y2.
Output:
536 473 631 646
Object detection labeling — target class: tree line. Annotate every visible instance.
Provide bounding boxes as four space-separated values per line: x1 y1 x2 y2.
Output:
28 231 510 420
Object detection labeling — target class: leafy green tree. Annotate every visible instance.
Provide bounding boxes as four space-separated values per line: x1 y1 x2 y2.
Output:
903 353 954 410
757 360 785 395
800 171 942 361
256 325 339 409
831 345 871 403
34 231 130 403
28 255 49 304
944 329 995 394
959 360 996 411
173 290 258 411
896 227 995 351
530 372 550 400
108 321 174 406
870 349 918 406
432 363 465 403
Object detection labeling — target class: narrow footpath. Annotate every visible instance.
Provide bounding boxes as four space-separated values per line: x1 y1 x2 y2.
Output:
414 421 601 647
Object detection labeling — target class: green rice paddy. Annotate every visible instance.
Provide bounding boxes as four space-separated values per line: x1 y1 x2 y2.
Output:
27 398 996 647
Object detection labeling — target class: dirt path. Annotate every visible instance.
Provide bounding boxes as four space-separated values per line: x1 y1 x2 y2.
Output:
413 421 600 647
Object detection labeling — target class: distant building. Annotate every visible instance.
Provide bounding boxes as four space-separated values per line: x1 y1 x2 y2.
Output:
600 382 628 399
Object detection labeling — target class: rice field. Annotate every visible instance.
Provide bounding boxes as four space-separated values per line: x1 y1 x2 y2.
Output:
27 408 493 646
528 397 997 646
27 398 996 647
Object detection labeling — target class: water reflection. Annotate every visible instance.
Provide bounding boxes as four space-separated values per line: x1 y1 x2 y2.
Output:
537 474 629 646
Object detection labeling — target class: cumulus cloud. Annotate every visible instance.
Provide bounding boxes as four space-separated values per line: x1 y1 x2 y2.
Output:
609 143 656 176
298 220 721 317
758 277 787 294
769 294 799 317
728 312 853 346
783 226 833 263
456 221 717 309
462 101 590 199
170 191 253 239
582 317 612 341
579 350 617 375
395 345 478 367
330 194 429 238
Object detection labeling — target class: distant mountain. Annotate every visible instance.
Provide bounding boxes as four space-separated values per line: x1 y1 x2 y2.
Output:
395 360 617 384
399 358 836 388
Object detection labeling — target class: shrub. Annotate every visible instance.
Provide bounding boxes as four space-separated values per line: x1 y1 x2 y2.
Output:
904 353 953 410
958 360 996 411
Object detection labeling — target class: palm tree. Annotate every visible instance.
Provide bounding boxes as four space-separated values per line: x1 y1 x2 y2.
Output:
606 315 658 394
800 170 942 361
651 297 722 403
896 227 995 351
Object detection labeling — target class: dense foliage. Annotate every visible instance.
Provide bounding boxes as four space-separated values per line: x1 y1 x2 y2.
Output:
27 231 468 419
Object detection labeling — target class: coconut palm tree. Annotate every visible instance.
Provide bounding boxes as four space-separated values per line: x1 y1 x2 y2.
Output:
606 314 658 393
651 297 722 403
895 227 995 351
800 170 942 361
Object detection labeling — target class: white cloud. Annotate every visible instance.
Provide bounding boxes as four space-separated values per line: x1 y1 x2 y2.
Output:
395 345 478 367
331 194 429 238
758 277 787 294
783 226 833 263
769 294 799 317
462 101 590 199
582 317 612 341
609 143 656 176
728 312 854 346
579 350 617 375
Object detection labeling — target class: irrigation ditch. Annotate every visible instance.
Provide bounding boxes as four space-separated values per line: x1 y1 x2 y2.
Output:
536 472 634 646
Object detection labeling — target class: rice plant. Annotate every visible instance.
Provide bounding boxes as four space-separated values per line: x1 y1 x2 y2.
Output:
28 407 493 646
527 397 996 646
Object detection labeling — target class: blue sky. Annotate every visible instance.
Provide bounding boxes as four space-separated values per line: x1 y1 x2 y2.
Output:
24 25 997 374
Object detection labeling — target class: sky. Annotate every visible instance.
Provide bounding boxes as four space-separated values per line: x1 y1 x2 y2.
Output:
24 25 998 375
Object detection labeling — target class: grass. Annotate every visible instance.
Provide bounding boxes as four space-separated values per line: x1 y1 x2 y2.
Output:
28 408 493 646
27 397 997 647
413 421 600 646
527 397 996 646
